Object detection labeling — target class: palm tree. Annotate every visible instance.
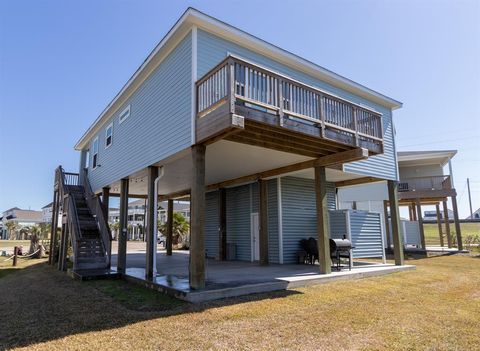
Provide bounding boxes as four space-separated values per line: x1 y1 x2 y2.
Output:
5 221 19 240
109 222 120 240
159 212 190 248
38 222 51 239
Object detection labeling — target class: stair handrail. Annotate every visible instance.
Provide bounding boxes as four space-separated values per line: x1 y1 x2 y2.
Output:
55 166 82 270
81 169 112 267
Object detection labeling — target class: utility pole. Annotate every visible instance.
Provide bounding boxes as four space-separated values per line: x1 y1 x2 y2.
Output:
467 178 473 219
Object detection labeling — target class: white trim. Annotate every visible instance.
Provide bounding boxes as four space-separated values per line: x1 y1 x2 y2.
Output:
191 26 197 145
250 212 260 262
92 136 99 170
105 122 113 149
345 210 353 270
118 105 131 124
277 177 283 264
75 8 402 150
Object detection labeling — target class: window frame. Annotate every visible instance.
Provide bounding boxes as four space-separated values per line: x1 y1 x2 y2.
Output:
119 105 131 124
105 122 113 149
92 136 99 170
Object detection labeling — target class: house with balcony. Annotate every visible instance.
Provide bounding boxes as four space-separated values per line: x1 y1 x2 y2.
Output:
48 8 408 296
338 150 463 250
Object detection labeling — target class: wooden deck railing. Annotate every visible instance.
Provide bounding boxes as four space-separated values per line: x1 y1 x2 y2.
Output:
196 56 383 148
398 175 452 192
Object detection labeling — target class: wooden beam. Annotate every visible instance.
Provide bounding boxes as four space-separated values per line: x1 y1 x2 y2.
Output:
335 176 383 188
416 198 426 249
443 200 452 248
451 195 463 250
145 166 158 280
388 180 404 265
101 187 110 221
383 200 391 249
166 199 173 256
315 166 331 274
435 203 444 247
117 178 129 274
218 189 227 261
190 144 206 289
158 189 191 202
259 180 269 265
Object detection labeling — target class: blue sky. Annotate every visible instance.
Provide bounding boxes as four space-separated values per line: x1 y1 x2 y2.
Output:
0 0 479 217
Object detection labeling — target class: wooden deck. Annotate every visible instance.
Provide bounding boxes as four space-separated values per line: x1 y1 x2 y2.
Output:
195 56 384 157
398 175 456 202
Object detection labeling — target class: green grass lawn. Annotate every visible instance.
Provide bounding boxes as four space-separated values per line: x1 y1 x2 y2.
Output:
1 254 479 350
424 222 480 247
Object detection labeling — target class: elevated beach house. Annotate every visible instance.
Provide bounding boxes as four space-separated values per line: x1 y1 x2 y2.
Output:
49 8 406 290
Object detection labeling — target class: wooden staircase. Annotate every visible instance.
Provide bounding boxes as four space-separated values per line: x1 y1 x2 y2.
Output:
50 167 112 272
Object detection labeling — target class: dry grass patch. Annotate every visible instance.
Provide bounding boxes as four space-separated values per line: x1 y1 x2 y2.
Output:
0 255 479 350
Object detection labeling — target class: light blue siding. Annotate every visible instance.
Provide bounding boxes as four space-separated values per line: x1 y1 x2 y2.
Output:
86 32 193 191
197 29 397 180
280 176 336 264
204 191 219 258
330 209 384 258
204 180 279 262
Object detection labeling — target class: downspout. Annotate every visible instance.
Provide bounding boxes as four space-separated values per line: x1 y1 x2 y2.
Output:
152 166 165 276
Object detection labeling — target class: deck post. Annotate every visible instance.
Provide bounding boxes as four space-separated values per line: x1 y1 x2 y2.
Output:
101 187 110 221
146 166 158 280
443 200 452 248
259 179 269 265
166 199 173 256
387 180 404 265
383 200 391 249
218 188 227 260
190 144 206 289
48 190 58 265
451 195 463 250
314 166 331 274
416 198 426 249
435 203 444 247
117 178 129 274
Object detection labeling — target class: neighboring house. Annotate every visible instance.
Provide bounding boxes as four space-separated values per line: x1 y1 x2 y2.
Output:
42 202 54 223
338 150 463 249
423 209 454 222
1 207 43 239
50 8 406 288
466 208 480 220
108 199 190 239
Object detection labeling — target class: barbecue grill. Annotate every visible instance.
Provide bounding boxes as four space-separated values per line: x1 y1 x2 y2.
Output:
329 238 353 271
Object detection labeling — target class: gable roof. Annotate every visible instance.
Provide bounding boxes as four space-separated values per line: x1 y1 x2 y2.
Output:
75 7 402 150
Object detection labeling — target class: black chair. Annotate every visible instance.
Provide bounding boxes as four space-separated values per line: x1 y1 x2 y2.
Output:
306 237 319 265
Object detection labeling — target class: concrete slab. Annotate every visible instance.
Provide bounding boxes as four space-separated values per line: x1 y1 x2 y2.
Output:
113 251 415 303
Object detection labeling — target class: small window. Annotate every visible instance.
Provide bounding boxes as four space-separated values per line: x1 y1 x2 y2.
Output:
105 123 113 148
119 105 130 124
92 137 99 169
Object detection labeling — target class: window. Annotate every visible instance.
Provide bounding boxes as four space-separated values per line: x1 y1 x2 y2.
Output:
92 137 99 169
119 105 130 124
105 123 113 148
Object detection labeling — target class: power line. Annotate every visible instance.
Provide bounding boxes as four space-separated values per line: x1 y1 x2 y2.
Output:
399 136 478 148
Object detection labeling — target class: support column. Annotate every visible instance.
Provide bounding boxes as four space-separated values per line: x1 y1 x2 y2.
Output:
48 190 59 265
451 195 463 250
383 200 391 249
387 180 404 265
101 187 110 221
412 204 418 221
117 178 129 274
443 200 452 248
435 203 444 247
218 188 227 260
145 166 158 280
59 223 69 271
259 179 269 265
314 166 331 274
190 144 206 289
166 199 173 256
416 198 426 249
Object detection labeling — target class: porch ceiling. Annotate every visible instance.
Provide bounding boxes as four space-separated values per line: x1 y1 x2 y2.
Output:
108 140 368 197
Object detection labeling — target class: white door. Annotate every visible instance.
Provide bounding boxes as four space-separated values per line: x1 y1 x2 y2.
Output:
251 213 260 261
